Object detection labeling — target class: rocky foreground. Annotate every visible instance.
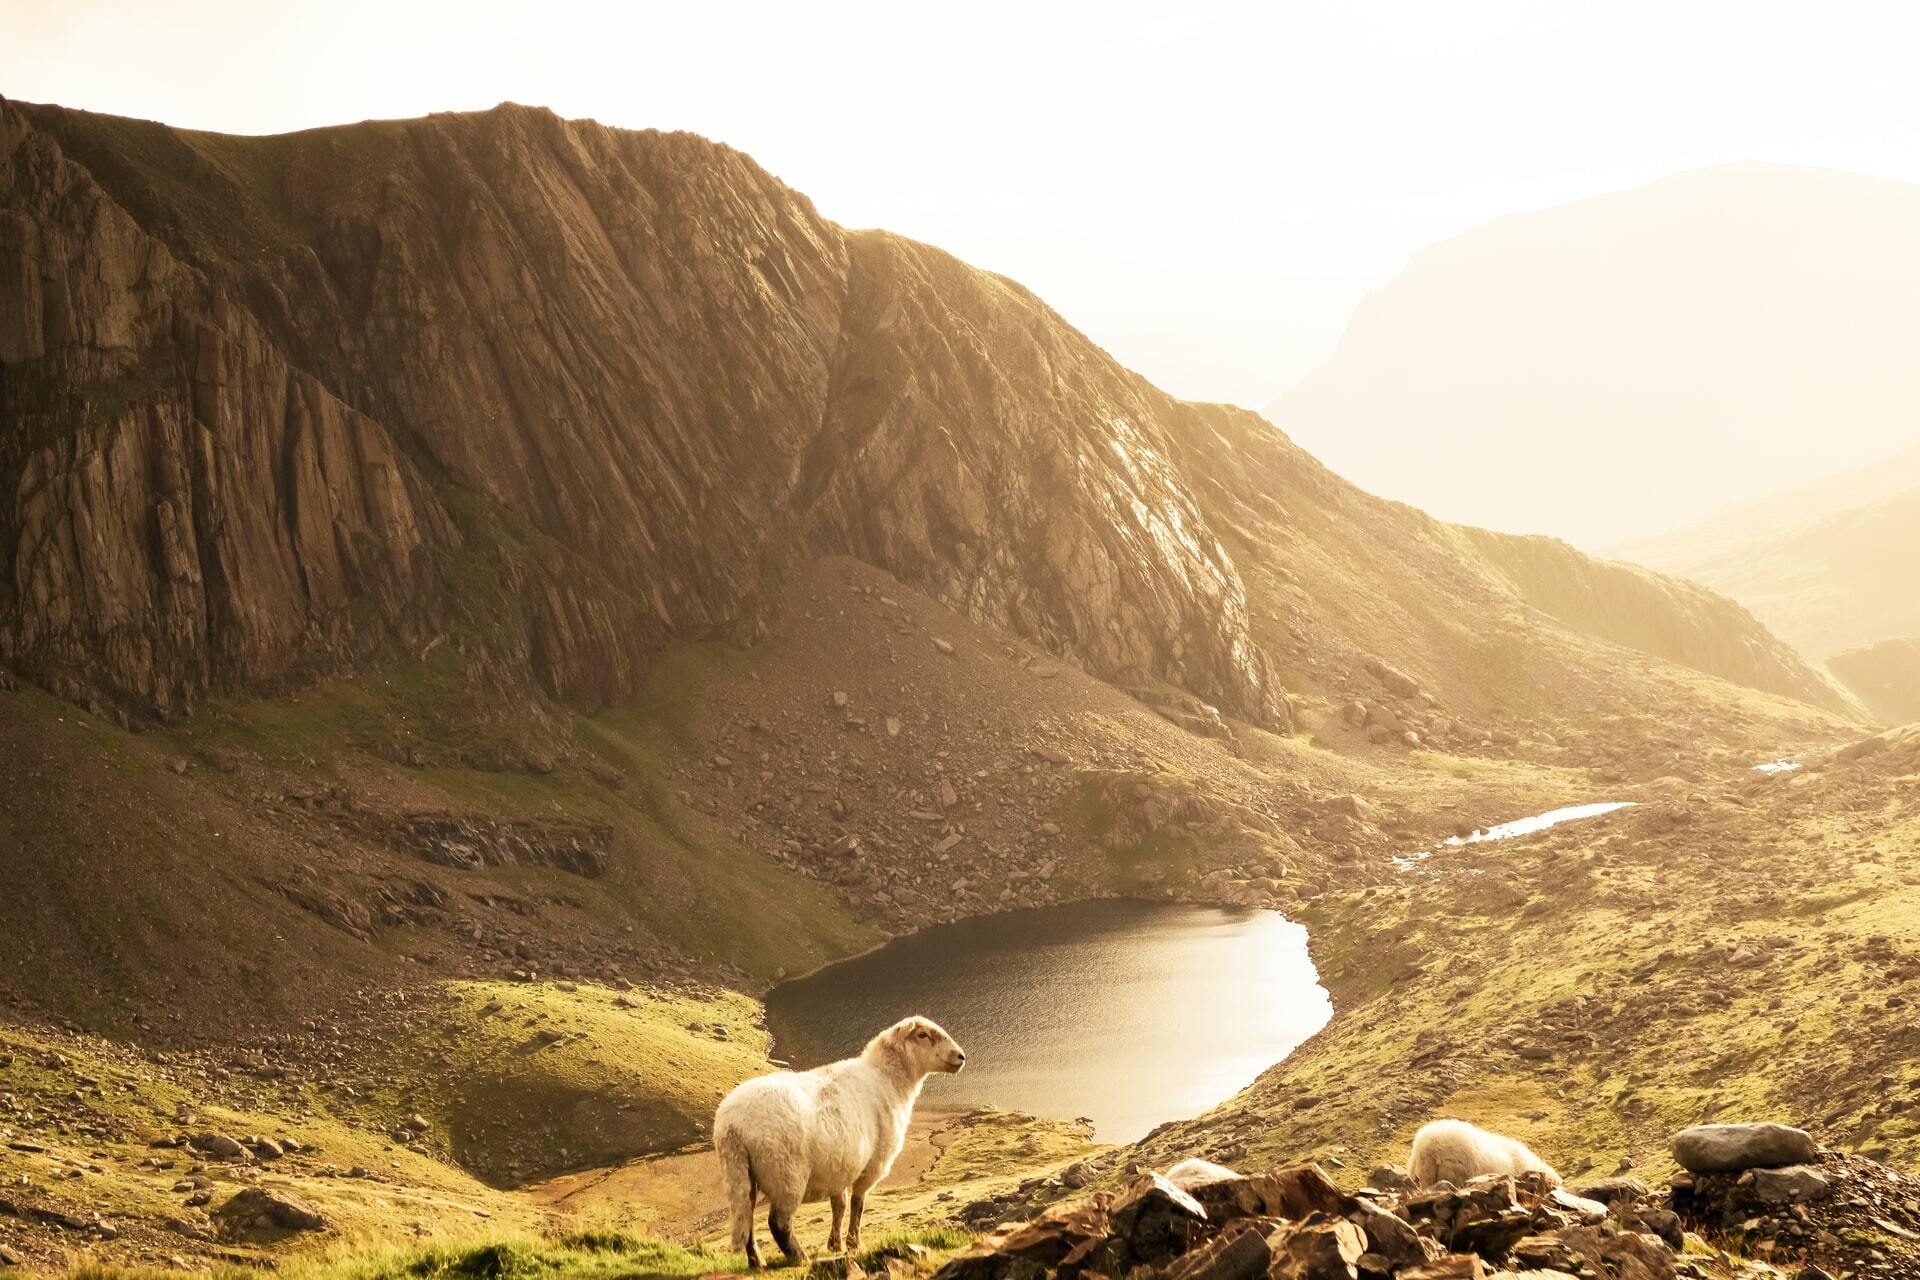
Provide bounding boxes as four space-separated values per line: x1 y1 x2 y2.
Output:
925 1123 1920 1280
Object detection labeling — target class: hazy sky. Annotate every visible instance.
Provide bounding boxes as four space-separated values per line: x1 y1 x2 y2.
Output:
5 1 1919 408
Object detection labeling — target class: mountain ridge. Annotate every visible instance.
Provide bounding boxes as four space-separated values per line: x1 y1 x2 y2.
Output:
1263 160 1920 547
0 96 1855 732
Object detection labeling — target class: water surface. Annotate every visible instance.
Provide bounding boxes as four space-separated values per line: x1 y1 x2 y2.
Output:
763 899 1329 1142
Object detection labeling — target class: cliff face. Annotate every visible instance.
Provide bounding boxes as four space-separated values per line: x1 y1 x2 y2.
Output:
1 99 1282 725
0 104 452 719
0 98 1851 732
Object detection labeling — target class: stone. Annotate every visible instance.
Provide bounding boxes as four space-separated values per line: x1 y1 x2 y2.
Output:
1350 1196 1428 1270
1672 1123 1818 1173
1573 1176 1649 1205
1268 1220 1366 1279
1746 1164 1831 1205
192 1133 247 1161
1109 1173 1210 1264
214 1186 328 1234
1368 1163 1417 1193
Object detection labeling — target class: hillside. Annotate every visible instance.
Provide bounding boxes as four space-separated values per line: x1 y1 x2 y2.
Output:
1622 469 1920 662
0 98 1900 1277
1830 637 1920 726
1617 442 1920 574
1264 163 1920 548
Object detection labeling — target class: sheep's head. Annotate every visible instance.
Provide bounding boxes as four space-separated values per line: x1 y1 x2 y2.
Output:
875 1015 966 1077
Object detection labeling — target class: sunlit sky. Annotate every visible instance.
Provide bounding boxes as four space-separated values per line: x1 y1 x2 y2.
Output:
5 0 1920 408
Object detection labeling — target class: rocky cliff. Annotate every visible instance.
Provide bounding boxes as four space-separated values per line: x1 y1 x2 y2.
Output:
0 98 1849 732
1 98 1284 727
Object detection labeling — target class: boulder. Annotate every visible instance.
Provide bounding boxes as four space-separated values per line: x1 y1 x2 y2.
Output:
1110 1172 1210 1265
1571 1176 1648 1205
1745 1164 1831 1205
214 1187 327 1234
1671 1122 1817 1173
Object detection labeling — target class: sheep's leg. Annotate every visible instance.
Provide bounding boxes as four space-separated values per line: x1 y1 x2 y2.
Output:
768 1204 807 1264
846 1189 866 1251
828 1192 848 1253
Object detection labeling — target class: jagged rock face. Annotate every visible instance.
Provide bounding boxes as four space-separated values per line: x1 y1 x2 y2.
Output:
806 232 1278 722
0 104 451 720
1 98 1282 725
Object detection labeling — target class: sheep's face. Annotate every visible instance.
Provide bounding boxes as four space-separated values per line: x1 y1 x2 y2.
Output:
890 1016 966 1075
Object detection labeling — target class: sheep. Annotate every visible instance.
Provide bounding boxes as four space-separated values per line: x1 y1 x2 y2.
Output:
714 1015 966 1267
1409 1118 1560 1187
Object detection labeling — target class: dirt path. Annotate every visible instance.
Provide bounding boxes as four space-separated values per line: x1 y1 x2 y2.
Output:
526 1106 969 1243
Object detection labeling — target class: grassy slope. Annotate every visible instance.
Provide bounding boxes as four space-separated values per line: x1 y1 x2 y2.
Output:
1131 745 1920 1185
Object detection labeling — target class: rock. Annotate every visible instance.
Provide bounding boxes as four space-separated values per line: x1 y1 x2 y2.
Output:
1060 1160 1097 1190
1746 1164 1831 1205
1671 1122 1817 1173
1398 1262 1488 1279
1323 794 1377 821
1368 1163 1417 1193
930 1195 1113 1280
191 1133 247 1161
1350 1196 1428 1271
214 1186 328 1234
1154 1218 1279 1280
1572 1176 1649 1205
1109 1172 1210 1264
1268 1220 1366 1279
807 1258 867 1280
932 638 956 656
1363 657 1421 698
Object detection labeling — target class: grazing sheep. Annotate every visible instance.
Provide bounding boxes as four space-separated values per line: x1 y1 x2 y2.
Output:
715 1015 966 1266
1409 1118 1560 1187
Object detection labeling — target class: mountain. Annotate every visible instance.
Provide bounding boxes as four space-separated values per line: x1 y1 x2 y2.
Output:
0 98 1850 737
1263 163 1920 549
1617 441 1920 571
1830 636 1920 725
1619 448 1920 657
2 99 1905 1273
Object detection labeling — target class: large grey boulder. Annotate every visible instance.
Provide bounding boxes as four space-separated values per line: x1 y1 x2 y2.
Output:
1671 1122 1817 1173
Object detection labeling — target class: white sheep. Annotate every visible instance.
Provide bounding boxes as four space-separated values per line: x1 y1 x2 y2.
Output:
714 1015 966 1266
1409 1118 1561 1187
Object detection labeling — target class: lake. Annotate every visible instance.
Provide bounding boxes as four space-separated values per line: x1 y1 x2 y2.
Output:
763 898 1331 1142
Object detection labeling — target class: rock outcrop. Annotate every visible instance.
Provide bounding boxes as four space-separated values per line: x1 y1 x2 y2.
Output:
941 1159 1679 1280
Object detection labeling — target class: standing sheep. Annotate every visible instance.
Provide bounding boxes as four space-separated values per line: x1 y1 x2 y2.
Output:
714 1015 966 1266
1409 1118 1561 1187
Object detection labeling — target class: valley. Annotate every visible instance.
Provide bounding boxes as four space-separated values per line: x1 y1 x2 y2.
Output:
0 95 1915 1280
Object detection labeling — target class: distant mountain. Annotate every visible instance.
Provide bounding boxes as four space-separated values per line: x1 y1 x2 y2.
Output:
1617 442 1920 571
1619 444 1920 663
1263 163 1920 548
1830 637 1920 725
